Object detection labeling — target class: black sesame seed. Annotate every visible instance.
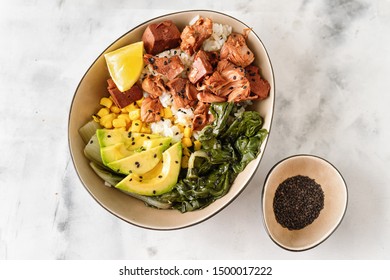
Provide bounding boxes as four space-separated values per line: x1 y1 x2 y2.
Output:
89 140 93 144
164 61 168 65
273 175 324 230
129 178 133 181
141 134 145 137
175 160 179 164
107 135 111 138
148 57 155 64
132 141 135 145
233 76 237 80
153 190 156 194
147 136 151 139
127 132 132 138
158 175 163 178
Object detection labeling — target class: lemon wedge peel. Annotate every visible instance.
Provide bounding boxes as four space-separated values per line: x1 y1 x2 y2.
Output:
104 41 144 92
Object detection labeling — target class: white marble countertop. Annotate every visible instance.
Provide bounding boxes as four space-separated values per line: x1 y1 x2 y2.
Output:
1 0 389 260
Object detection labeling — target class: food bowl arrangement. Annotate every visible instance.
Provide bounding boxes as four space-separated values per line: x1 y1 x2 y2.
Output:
68 10 275 230
262 155 348 251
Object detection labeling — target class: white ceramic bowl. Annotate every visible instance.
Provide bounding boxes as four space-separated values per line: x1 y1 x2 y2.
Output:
262 155 348 251
68 10 275 230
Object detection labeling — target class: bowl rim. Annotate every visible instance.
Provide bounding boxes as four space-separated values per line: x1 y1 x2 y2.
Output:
261 154 349 251
68 9 276 230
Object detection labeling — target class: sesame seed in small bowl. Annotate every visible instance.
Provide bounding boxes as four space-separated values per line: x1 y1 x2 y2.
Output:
261 155 348 251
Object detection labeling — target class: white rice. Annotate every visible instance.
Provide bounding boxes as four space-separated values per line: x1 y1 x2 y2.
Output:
202 23 232 52
171 107 194 127
159 91 173 108
188 15 232 52
189 15 200 25
150 119 183 143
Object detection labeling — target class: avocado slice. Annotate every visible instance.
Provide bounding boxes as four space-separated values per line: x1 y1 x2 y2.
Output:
115 142 182 196
96 129 160 148
100 143 135 165
107 145 165 175
100 137 171 165
135 137 172 152
97 129 172 165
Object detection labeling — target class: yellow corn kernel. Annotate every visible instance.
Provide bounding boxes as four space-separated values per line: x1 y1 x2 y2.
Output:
92 114 100 123
182 137 192 148
100 97 113 108
177 124 185 133
194 140 202 151
100 113 116 129
110 105 121 114
182 147 191 157
117 113 131 124
163 107 173 118
135 97 144 107
130 120 142 132
140 126 151 134
128 108 141 121
123 102 139 112
112 118 127 128
184 127 192 138
181 155 189 168
97 107 110 118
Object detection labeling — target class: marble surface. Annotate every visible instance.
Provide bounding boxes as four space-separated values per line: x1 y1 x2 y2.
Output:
1 0 389 260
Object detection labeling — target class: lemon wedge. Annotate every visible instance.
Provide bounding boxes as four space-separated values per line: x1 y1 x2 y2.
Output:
104 41 144 92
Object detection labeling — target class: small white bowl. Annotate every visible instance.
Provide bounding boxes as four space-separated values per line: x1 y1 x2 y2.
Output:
262 155 348 251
